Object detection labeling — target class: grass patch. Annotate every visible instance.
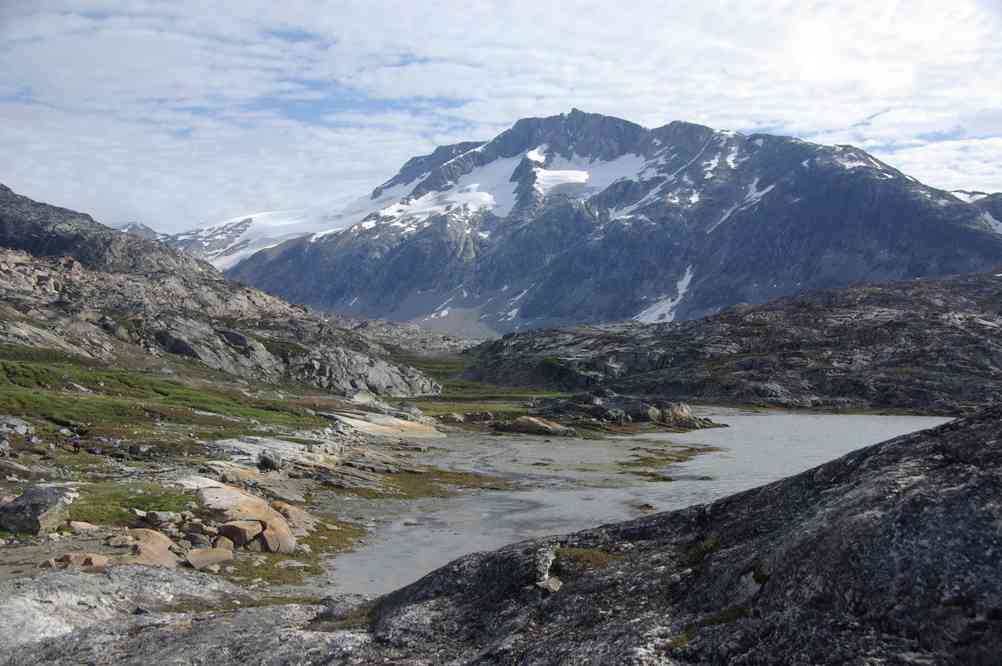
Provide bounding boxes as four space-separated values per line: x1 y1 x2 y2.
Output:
0 350 327 438
408 399 530 417
68 482 195 526
335 467 512 500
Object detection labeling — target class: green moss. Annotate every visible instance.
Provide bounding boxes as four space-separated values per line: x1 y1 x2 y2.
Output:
68 482 195 526
407 399 530 417
0 353 326 436
254 336 310 359
751 561 770 586
683 535 721 568
310 602 375 632
692 606 751 628
337 467 512 500
554 546 622 576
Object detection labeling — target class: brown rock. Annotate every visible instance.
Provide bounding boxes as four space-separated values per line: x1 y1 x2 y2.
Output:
116 528 180 568
196 483 296 552
218 520 263 547
258 521 297 554
185 548 234 571
271 501 319 537
498 416 576 437
83 554 109 568
68 520 100 533
213 536 235 551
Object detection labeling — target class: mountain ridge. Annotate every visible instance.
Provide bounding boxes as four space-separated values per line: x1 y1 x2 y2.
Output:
225 109 1002 336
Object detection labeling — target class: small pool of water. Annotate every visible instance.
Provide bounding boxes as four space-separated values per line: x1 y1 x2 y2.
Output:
316 410 950 596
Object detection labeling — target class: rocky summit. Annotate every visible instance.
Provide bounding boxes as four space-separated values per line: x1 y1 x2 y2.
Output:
4 405 999 665
226 109 1002 336
467 270 1002 413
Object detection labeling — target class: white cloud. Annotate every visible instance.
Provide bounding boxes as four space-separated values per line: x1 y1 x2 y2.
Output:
1 0 1001 231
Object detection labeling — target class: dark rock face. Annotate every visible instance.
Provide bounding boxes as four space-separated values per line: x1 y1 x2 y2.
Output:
227 110 1002 335
348 407 1002 664
9 407 1001 664
0 184 212 276
467 270 1002 413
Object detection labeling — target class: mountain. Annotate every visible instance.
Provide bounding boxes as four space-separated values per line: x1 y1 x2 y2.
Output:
0 183 437 397
0 184 213 276
164 210 331 271
116 221 166 241
227 109 1002 336
466 270 1002 413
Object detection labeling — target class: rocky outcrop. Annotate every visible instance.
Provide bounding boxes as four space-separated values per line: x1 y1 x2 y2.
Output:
468 270 1002 413
0 184 212 276
535 392 720 429
0 566 249 651
228 110 1002 336
6 405 1000 664
0 486 76 535
0 245 437 397
495 415 576 437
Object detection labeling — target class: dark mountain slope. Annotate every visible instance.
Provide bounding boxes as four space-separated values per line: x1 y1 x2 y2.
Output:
467 270 1002 413
228 110 1002 335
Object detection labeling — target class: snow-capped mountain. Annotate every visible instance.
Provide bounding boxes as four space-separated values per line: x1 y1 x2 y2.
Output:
164 210 336 271
228 109 1002 336
116 221 166 242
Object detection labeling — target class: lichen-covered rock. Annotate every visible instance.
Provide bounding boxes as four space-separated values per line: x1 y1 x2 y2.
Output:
0 486 74 535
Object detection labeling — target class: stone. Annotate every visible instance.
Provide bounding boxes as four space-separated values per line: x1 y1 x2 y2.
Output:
498 416 575 437
218 520 263 547
117 529 180 569
258 521 297 554
196 484 296 553
185 548 234 571
187 533 211 548
144 511 180 526
0 486 74 535
0 459 33 479
0 439 11 457
105 535 135 548
68 521 99 533
271 501 318 537
0 416 32 437
83 554 109 568
257 449 284 472
213 536 234 551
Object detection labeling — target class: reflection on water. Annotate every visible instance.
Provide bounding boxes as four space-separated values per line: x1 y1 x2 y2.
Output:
323 411 950 595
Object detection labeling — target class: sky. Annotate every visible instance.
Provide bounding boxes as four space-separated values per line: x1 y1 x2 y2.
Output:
2 0 1001 232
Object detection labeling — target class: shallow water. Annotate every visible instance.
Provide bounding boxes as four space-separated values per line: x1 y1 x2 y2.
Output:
321 410 950 596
